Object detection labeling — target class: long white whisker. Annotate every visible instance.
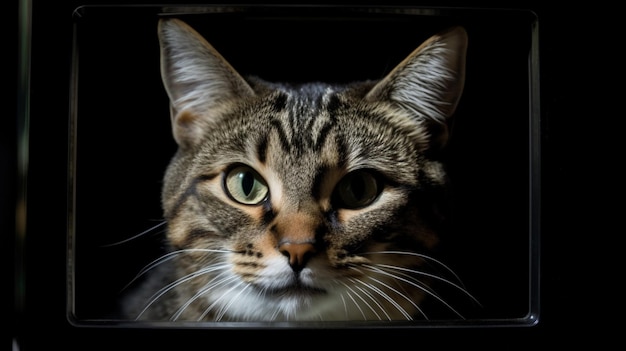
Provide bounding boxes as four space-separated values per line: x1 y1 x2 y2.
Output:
269 302 282 321
352 277 413 320
366 262 438 297
170 268 234 321
100 221 167 247
361 250 465 285
349 267 419 320
136 263 230 320
121 249 230 292
343 291 366 320
139 249 230 278
363 264 468 318
214 280 252 321
198 276 248 321
340 293 349 319
355 282 392 320
340 278 386 320
337 280 377 320
208 277 250 321
373 263 480 305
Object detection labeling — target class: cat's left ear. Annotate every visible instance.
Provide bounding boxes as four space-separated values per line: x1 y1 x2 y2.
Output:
365 26 468 150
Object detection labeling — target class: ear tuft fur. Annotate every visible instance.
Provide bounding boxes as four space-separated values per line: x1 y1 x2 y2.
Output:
158 18 254 148
366 26 468 149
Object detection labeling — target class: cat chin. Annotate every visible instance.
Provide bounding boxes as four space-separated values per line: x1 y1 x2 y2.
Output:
214 289 319 321
223 293 418 322
220 294 363 322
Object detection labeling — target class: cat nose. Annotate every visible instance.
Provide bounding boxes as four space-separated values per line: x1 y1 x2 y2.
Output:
278 242 316 272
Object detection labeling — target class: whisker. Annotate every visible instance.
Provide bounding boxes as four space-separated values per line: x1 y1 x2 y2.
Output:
360 250 480 308
361 250 465 285
137 249 230 277
350 278 391 320
198 275 247 321
214 281 253 321
365 263 439 298
136 263 230 320
269 303 282 321
337 280 382 320
373 263 480 305
170 268 234 321
349 268 419 320
121 249 230 293
348 277 394 320
362 264 474 319
340 291 366 320
315 311 324 322
100 220 167 248
343 283 382 320
339 293 349 319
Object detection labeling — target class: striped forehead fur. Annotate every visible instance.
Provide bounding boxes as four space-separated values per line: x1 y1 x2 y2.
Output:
265 81 433 149
262 82 341 155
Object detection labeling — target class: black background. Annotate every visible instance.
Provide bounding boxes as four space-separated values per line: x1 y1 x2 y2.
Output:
8 0 617 349
72 5 534 322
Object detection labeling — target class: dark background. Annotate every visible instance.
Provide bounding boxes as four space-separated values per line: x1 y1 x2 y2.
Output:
8 0 616 349
72 5 534 322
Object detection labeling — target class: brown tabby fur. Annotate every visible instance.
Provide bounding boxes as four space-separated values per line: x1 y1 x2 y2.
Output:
122 18 471 322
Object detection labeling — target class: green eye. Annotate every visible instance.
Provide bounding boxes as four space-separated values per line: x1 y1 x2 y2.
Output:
224 165 269 205
334 170 381 209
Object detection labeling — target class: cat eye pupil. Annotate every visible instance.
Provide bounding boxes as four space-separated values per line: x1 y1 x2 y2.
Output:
335 171 381 209
224 166 269 205
241 171 254 196
351 176 367 200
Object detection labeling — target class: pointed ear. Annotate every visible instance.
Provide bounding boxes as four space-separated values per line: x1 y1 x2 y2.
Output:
365 26 468 150
158 18 255 148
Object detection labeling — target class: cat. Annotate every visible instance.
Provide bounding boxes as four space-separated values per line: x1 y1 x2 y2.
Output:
121 17 473 322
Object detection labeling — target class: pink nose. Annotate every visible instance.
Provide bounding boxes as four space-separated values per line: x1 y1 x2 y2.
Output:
278 242 316 272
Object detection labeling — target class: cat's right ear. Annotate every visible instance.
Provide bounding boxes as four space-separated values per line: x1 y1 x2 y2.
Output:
365 26 468 152
158 18 255 148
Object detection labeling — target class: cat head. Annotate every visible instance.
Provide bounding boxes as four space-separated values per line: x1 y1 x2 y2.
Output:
152 18 468 321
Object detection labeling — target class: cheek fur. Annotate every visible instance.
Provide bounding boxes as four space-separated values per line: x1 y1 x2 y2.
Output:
166 180 266 249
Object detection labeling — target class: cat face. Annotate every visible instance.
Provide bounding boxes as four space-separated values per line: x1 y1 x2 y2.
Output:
126 18 469 322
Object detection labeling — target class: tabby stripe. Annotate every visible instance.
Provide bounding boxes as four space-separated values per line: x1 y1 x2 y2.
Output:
167 174 217 221
303 95 321 133
326 94 342 114
269 118 292 153
312 92 342 151
238 262 260 268
287 105 305 155
256 134 269 164
335 137 349 169
260 93 289 163
187 228 220 241
270 92 288 113
264 92 344 156
313 122 334 152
